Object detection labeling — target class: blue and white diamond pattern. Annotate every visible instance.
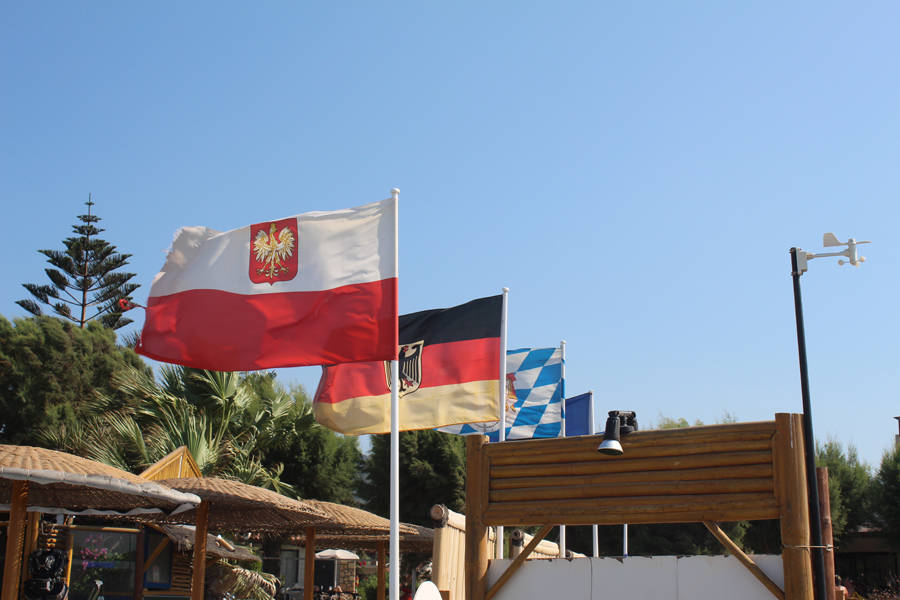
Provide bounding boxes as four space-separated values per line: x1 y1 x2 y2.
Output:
439 347 564 440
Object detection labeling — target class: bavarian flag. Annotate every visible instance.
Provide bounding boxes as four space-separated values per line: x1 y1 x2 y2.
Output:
313 295 502 434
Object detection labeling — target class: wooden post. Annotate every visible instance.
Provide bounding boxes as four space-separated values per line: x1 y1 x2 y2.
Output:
304 527 316 600
376 541 386 600
2 480 29 600
189 500 209 600
817 467 836 600
465 435 489 600
133 527 146 600
65 528 75 585
773 413 813 600
21 512 40 584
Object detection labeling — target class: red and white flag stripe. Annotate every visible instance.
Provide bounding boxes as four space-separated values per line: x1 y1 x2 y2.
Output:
137 198 398 371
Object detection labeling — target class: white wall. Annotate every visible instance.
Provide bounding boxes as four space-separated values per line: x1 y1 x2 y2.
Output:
485 555 784 600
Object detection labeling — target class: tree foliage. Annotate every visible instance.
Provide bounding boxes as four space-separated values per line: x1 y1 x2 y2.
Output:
41 367 361 501
0 315 147 445
816 438 873 542
17 197 139 330
361 430 466 525
871 442 900 543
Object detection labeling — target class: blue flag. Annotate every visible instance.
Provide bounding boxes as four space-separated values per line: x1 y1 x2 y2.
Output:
563 392 592 436
440 347 564 440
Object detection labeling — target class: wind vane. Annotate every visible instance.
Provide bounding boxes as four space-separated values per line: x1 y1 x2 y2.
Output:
793 232 871 275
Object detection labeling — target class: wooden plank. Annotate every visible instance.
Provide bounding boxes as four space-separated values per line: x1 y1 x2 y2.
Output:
2 480 29 600
490 450 772 479
489 438 774 466
490 477 774 502
484 524 553 600
465 435 489 600
189 500 209 600
486 421 777 459
491 464 774 490
774 413 813 600
144 537 171 570
704 521 784 600
484 494 779 526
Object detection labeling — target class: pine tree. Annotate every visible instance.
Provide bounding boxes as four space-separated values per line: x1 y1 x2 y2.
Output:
17 196 139 329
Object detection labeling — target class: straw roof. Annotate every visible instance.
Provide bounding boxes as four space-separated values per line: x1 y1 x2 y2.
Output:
0 445 200 516
304 499 418 536
150 524 260 562
154 477 330 532
288 522 434 553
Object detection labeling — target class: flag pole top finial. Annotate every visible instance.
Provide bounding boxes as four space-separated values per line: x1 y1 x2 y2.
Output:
502 287 509 293
391 188 400 194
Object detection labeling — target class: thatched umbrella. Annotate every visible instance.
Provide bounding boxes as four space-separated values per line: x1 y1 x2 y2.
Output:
150 524 260 563
284 522 433 600
0 445 201 600
155 477 332 600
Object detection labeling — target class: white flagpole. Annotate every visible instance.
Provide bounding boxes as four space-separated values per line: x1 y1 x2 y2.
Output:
590 390 599 557
558 340 566 558
495 287 509 559
389 188 400 600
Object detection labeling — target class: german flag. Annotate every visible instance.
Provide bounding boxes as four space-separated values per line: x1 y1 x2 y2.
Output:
313 295 502 434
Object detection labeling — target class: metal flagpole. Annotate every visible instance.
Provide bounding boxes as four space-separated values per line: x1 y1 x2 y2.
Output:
558 340 566 558
589 390 599 558
495 287 509 559
389 188 400 600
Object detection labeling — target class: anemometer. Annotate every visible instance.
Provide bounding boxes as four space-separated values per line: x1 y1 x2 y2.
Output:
793 232 871 275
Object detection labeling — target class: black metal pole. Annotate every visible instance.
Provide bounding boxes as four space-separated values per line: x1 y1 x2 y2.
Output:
790 247 828 600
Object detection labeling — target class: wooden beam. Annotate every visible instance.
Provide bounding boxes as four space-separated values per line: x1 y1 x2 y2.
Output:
703 521 784 600
376 541 386 600
773 413 813 600
133 528 146 600
2 480 29 600
21 512 40 585
304 527 316 600
465 435 489 600
484 524 553 600
189 500 209 600
817 468 836 600
144 537 170 570
64 528 75 585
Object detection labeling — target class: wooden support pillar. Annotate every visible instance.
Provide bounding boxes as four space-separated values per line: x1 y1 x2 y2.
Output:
465 435 489 600
376 541 386 600
2 480 29 600
133 527 146 600
817 467 836 600
774 413 814 600
21 512 40 584
189 500 210 600
304 527 316 600
64 516 75 586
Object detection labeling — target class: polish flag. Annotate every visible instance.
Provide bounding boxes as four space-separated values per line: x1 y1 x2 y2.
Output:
137 198 398 371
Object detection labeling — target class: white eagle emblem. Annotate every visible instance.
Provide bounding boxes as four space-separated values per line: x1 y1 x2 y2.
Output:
253 223 296 280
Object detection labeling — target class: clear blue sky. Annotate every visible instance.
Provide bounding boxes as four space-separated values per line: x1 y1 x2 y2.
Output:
2 2 898 468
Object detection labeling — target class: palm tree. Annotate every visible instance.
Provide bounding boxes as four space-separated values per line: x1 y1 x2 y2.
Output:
42 366 295 492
